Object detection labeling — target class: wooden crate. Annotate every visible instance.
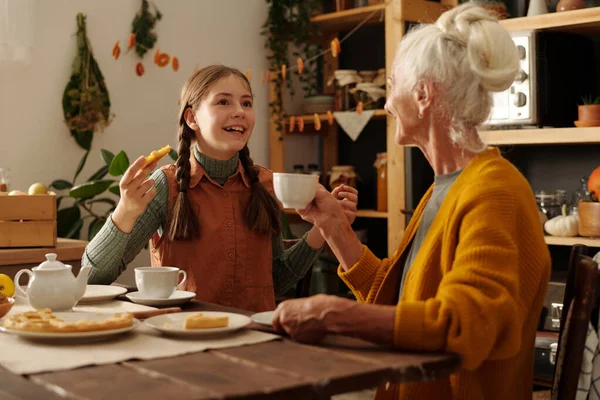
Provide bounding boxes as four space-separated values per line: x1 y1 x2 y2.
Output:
0 194 57 248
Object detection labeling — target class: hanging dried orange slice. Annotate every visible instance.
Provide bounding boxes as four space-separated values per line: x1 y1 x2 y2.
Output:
156 53 170 67
281 64 287 80
314 114 321 131
135 62 144 77
356 101 364 115
298 117 305 132
289 116 296 133
330 38 341 58
112 40 121 60
327 110 334 125
297 58 304 74
172 57 179 71
127 33 136 49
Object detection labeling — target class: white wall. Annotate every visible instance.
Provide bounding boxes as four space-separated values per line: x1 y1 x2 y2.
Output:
0 0 270 284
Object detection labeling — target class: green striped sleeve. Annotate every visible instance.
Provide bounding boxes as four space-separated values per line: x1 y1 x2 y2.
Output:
85 169 169 284
272 232 321 295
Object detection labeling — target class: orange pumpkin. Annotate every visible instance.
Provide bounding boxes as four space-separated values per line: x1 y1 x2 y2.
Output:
588 166 600 199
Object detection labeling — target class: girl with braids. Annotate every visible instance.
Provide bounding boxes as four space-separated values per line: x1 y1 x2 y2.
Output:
84 65 358 312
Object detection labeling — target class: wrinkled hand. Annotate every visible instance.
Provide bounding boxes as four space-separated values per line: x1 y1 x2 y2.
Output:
331 184 358 224
272 294 351 344
297 184 357 228
114 156 157 220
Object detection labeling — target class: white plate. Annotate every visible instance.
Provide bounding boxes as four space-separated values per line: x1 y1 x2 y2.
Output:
126 290 196 307
78 285 128 303
0 311 139 342
250 311 275 327
144 311 251 336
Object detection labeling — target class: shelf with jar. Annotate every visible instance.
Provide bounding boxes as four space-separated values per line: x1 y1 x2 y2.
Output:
539 169 600 247
478 127 600 146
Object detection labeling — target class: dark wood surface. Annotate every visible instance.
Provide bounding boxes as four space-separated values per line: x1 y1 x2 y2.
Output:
0 300 461 400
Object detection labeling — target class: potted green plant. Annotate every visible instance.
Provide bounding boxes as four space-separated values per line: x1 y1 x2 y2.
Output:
50 148 177 240
575 95 600 127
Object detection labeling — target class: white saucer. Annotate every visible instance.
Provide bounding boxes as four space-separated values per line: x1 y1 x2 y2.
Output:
79 285 128 303
0 312 139 342
144 311 251 337
250 311 275 326
125 290 196 307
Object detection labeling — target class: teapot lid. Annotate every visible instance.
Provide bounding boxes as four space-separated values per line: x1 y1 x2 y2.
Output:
36 253 68 270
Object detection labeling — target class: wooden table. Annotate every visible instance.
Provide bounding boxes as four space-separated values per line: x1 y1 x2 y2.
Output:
0 301 461 399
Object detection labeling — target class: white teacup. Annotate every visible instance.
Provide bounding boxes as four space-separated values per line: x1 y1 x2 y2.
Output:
273 172 319 209
135 267 187 299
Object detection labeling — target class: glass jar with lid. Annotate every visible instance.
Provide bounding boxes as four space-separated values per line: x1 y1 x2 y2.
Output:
535 190 562 220
329 165 357 190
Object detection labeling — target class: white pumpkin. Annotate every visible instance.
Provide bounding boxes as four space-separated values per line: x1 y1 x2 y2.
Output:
544 204 579 237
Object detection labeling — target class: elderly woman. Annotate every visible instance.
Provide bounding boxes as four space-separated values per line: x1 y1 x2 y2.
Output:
272 3 551 399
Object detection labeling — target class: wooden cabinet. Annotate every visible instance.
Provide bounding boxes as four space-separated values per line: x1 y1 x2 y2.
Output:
268 3 600 255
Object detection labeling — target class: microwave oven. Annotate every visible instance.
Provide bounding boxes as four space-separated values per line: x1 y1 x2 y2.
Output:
487 30 596 127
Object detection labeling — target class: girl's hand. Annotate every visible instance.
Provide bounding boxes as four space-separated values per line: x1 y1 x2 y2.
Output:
331 184 358 225
112 156 157 231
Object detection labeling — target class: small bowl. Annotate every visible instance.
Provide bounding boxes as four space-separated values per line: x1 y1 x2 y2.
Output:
273 173 319 209
0 297 15 318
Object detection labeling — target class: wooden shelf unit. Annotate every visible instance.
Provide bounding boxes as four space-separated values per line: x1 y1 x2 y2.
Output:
500 7 600 33
284 209 388 219
269 0 452 256
545 236 600 247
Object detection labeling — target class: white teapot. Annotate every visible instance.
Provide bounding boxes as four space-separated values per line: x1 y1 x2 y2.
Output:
14 253 92 311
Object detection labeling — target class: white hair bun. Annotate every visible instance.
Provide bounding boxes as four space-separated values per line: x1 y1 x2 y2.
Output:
436 3 519 92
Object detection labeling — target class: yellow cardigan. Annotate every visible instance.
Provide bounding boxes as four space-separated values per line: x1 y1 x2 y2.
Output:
339 148 551 400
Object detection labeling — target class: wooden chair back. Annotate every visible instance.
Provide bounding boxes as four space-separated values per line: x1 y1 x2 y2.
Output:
551 244 600 400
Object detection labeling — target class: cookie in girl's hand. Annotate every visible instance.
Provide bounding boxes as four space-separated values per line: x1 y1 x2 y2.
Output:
144 145 171 166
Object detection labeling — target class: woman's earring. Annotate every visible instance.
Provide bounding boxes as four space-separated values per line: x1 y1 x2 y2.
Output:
418 112 423 119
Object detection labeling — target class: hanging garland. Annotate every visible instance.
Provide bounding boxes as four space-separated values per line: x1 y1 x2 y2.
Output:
259 2 386 136
63 13 113 151
112 0 179 76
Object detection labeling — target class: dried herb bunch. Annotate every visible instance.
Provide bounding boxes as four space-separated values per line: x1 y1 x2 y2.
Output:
63 13 113 151
131 0 162 58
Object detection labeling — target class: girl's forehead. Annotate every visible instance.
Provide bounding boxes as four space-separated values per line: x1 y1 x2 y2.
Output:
208 75 252 96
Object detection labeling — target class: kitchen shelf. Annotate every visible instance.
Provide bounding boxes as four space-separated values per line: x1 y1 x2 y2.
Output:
500 7 600 34
545 236 600 247
478 127 600 146
284 208 388 219
311 4 386 31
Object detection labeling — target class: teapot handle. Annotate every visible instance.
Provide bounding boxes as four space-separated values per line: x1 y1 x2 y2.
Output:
14 269 32 298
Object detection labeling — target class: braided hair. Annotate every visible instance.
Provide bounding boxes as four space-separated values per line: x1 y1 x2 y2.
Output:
167 108 199 241
239 145 281 235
